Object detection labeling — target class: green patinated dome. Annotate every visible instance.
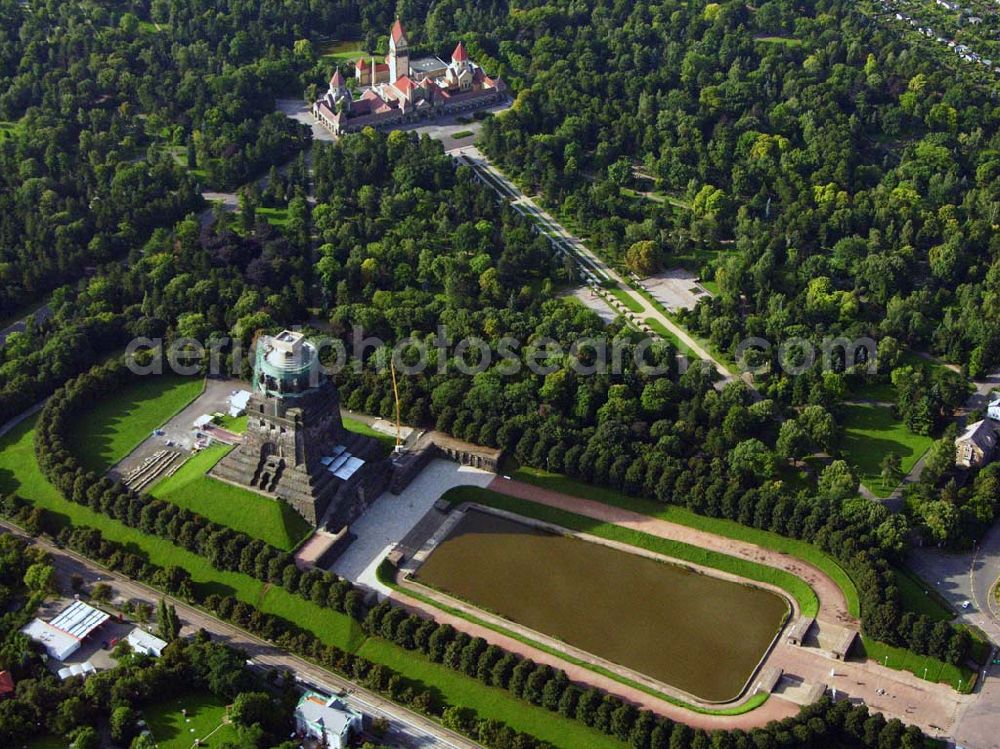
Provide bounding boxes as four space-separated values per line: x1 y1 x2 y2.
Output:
254 330 322 398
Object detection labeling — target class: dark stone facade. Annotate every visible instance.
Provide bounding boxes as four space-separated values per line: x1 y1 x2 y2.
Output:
212 378 387 529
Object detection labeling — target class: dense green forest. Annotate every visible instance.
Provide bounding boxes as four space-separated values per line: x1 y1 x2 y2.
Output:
1 0 998 745
476 0 1000 378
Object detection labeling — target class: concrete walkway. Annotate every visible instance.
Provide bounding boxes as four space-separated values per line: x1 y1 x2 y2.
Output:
330 459 494 594
0 301 51 348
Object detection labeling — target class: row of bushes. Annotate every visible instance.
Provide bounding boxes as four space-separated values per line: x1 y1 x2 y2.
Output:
0 495 555 749
513 421 970 665
3 479 929 749
32 359 364 621
338 350 970 664
29 502 927 749
25 361 946 744
360 594 930 749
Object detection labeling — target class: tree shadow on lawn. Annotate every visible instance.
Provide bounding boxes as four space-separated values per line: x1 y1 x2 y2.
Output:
0 466 20 497
145 692 233 747
70 396 151 473
841 430 920 473
68 374 198 474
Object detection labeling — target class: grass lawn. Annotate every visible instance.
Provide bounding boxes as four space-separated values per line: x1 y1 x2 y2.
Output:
510 466 859 617
754 35 804 46
442 485 819 618
0 416 366 653
344 416 396 454
321 39 365 62
149 444 312 551
217 413 247 433
605 285 644 314
841 404 933 498
452 130 475 139
145 691 238 749
165 145 209 181
850 379 898 403
643 317 692 355
357 639 627 749
894 565 954 622
256 206 290 227
66 374 204 473
850 350 958 403
856 637 974 692
1 419 650 748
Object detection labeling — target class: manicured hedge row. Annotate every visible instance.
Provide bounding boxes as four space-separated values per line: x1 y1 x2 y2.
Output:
22 361 940 748
32 359 364 620
7 500 924 749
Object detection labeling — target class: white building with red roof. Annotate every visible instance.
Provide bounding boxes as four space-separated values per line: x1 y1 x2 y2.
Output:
312 20 507 136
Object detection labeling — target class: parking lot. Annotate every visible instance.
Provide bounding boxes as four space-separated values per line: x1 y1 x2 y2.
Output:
641 268 711 312
107 378 245 482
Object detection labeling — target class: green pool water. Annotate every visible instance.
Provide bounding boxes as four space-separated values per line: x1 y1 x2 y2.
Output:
415 508 789 702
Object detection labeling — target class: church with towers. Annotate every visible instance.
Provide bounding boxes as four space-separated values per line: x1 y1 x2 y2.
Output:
312 20 506 136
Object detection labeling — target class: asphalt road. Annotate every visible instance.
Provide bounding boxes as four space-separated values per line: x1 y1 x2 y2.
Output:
0 521 480 749
451 145 747 395
0 302 52 348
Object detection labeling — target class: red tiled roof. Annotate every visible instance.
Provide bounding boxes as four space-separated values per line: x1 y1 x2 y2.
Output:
316 102 339 121
374 63 389 73
0 671 14 696
330 70 345 87
452 41 469 62
391 19 407 44
394 75 417 94
355 57 367 69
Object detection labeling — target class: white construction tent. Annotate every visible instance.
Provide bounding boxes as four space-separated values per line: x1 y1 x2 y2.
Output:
57 662 97 680
229 389 252 417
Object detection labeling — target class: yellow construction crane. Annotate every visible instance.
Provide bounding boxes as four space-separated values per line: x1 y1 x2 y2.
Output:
390 361 403 451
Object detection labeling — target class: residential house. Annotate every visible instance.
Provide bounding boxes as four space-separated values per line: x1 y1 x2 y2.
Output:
955 419 997 468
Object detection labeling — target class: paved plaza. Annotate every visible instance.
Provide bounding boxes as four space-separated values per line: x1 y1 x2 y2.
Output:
330 459 494 594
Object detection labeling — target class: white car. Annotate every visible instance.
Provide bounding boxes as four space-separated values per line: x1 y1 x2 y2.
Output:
961 600 972 610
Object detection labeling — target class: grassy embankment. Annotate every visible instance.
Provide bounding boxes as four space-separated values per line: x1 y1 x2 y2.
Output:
66 374 204 473
1 421 628 749
148 443 311 551
840 404 933 498
510 467 980 691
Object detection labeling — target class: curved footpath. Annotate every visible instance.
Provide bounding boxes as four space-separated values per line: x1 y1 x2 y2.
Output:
488 478 855 627
474 478 969 739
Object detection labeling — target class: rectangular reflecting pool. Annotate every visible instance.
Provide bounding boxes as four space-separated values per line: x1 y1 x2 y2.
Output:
414 508 789 702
